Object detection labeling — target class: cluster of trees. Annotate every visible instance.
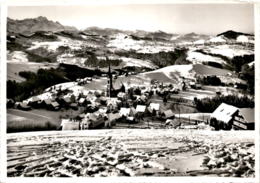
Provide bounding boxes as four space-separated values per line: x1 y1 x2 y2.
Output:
115 48 189 68
84 54 122 68
197 75 222 86
239 64 255 95
205 61 223 69
7 68 68 101
7 64 106 101
194 95 254 113
226 55 254 95
60 63 104 80
228 55 254 73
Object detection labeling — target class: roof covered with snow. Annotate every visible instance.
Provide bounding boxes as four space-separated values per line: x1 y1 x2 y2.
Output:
136 105 146 112
239 108 254 123
211 103 239 123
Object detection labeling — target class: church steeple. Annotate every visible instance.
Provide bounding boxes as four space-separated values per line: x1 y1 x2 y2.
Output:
107 57 113 97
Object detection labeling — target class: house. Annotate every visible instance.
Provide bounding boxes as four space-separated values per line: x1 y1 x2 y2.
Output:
28 96 41 108
149 103 160 111
135 105 147 120
210 103 239 130
165 119 181 128
107 112 121 126
162 109 175 119
7 99 15 108
126 116 135 123
233 108 255 130
42 99 52 107
108 113 121 122
50 101 60 111
136 105 146 113
140 95 147 102
190 82 202 89
107 102 118 112
70 103 78 110
78 98 86 105
99 96 107 105
61 119 80 130
130 107 137 116
17 102 31 111
62 96 71 105
82 113 105 129
86 104 98 113
117 92 126 100
94 90 102 97
98 107 108 114
119 108 131 117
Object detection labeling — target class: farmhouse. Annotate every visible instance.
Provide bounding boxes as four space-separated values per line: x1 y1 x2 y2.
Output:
17 102 31 111
28 96 41 108
119 108 131 117
78 98 86 105
210 103 239 130
42 99 52 106
210 103 255 130
136 105 146 113
162 109 175 119
149 103 160 111
50 101 60 110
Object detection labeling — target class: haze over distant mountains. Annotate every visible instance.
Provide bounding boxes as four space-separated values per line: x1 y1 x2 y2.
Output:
8 16 253 41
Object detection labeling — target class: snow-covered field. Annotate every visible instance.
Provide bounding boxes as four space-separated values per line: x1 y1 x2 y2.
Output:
27 36 86 52
107 33 144 51
187 50 225 64
107 33 176 53
7 113 27 122
204 45 254 59
119 57 158 69
142 64 232 83
208 36 227 43
7 62 59 82
57 54 86 66
7 130 255 177
7 51 28 63
143 64 194 82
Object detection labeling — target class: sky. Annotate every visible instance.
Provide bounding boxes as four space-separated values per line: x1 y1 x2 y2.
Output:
8 4 254 35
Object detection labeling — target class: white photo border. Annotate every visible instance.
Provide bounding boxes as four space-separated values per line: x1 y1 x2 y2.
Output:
0 0 259 183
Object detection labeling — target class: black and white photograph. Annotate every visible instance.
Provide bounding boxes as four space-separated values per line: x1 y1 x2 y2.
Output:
4 2 257 179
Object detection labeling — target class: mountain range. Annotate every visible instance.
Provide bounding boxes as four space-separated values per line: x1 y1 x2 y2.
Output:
7 16 77 35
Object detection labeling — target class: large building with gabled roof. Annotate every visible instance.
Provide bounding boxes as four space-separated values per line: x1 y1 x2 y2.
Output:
210 103 254 130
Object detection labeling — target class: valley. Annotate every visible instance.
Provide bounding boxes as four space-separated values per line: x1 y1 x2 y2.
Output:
5 4 256 178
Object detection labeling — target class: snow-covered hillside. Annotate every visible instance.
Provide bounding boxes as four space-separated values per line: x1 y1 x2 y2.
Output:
7 51 28 63
27 36 85 52
186 50 225 65
203 45 254 59
107 33 175 53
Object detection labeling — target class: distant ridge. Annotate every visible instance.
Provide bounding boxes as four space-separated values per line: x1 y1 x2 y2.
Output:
7 16 78 34
217 30 253 39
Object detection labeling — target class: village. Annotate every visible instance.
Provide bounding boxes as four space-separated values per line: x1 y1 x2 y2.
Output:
5 4 256 179
7 62 255 132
